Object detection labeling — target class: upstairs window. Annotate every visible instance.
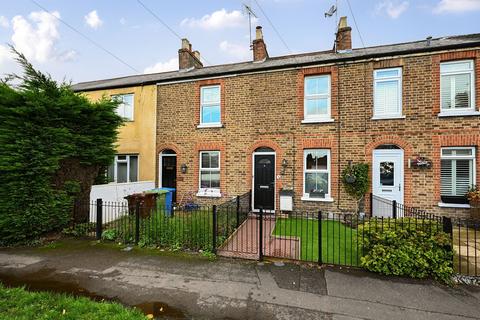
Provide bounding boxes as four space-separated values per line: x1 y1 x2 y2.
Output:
303 149 331 200
304 75 331 122
200 85 221 126
107 154 138 183
373 68 402 118
440 147 475 204
440 60 475 114
112 94 134 121
198 151 221 196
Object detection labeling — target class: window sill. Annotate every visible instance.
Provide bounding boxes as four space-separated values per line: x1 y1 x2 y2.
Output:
197 123 223 129
371 115 406 120
301 118 334 124
438 202 470 209
438 110 480 118
301 196 334 202
196 191 222 198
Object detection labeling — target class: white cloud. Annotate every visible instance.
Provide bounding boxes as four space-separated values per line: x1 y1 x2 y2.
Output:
119 17 126 25
11 11 61 63
144 57 178 74
181 9 255 29
375 1 409 18
0 45 13 66
84 10 103 29
58 50 77 62
0 16 9 28
434 0 480 13
219 41 250 61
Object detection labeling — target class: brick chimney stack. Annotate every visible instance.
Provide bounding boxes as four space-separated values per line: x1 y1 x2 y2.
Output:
178 38 203 70
335 16 352 52
252 26 269 62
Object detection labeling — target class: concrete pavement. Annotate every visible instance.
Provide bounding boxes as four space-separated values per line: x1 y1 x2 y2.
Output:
0 240 479 320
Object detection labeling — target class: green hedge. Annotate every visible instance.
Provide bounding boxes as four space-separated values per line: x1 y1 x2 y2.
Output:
358 218 453 283
0 49 122 245
0 284 146 320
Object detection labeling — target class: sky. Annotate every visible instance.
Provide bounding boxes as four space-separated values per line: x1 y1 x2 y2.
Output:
0 0 479 84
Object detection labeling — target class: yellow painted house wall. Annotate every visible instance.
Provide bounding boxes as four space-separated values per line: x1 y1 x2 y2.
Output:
81 85 157 182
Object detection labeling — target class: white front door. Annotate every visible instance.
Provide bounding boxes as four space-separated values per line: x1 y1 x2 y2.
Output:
372 149 404 217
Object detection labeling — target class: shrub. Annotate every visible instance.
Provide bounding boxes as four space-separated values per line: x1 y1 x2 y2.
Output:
101 229 118 241
62 223 96 237
359 218 454 284
341 163 369 213
0 48 123 245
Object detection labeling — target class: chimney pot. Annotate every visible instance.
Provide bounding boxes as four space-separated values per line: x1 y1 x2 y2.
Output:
252 25 268 62
181 38 190 50
193 50 201 61
335 16 352 52
256 26 263 40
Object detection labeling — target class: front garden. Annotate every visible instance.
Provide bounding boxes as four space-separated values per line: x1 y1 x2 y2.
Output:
273 218 359 265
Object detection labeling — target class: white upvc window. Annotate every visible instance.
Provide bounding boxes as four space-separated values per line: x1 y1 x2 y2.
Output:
302 149 332 201
440 147 475 205
107 154 138 183
373 68 403 119
303 75 332 122
200 85 221 126
198 151 221 197
440 60 476 115
112 94 134 121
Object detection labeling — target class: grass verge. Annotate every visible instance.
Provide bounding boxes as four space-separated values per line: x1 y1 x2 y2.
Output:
0 284 146 320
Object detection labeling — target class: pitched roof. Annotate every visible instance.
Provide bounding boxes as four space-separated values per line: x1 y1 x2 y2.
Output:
72 33 480 92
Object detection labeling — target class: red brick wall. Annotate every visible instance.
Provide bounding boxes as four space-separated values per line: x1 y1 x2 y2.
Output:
157 48 480 217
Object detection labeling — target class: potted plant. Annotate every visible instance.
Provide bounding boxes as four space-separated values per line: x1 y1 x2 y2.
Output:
467 185 480 220
341 163 369 215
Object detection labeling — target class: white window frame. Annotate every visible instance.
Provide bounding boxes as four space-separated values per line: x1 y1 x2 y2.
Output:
108 154 139 183
301 149 333 202
197 151 221 197
112 93 135 121
199 85 222 127
302 75 332 123
373 67 403 119
439 146 476 207
439 60 476 116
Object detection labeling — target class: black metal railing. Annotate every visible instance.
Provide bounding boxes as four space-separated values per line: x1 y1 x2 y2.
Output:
370 193 438 220
68 193 479 278
452 218 480 277
70 191 252 253
260 210 445 265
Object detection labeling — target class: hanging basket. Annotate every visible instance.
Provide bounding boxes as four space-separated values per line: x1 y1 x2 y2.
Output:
344 174 356 184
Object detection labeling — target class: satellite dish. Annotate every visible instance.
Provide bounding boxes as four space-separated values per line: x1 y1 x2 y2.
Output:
325 5 337 18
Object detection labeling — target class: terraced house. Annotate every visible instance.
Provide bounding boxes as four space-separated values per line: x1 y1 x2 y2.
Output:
74 17 480 217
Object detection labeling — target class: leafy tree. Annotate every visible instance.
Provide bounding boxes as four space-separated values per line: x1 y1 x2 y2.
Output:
0 47 123 245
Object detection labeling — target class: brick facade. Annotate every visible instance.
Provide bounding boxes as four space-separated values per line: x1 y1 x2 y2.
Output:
156 48 480 217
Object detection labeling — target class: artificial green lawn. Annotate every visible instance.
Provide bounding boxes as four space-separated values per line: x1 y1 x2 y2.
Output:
273 218 361 266
0 284 146 320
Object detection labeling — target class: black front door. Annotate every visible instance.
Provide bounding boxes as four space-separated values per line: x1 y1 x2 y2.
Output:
253 154 275 211
161 156 176 201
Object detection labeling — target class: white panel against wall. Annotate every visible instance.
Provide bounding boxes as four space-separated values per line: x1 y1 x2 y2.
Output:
89 181 155 223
